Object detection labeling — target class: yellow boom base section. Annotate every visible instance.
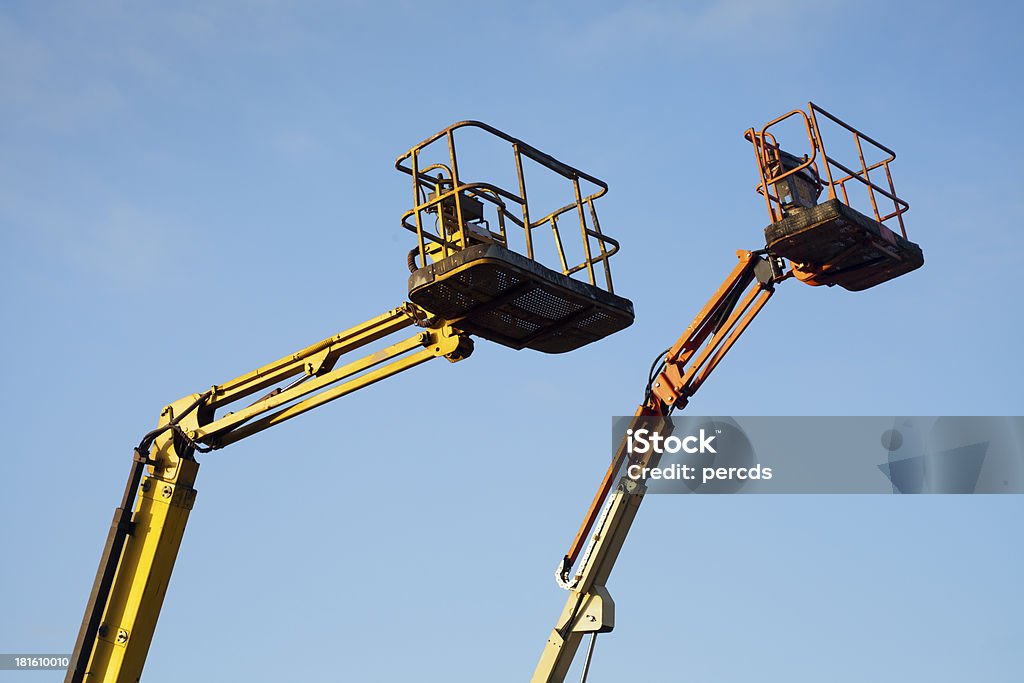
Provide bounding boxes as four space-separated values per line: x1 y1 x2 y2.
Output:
84 456 198 682
532 482 642 683
68 305 472 683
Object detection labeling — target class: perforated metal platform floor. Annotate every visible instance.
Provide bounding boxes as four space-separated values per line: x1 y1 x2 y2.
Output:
408 243 634 353
765 199 924 291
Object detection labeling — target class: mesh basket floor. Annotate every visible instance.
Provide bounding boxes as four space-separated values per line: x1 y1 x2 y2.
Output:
408 243 634 353
764 199 924 291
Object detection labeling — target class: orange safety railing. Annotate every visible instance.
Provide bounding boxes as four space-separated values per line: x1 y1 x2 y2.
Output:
395 121 621 293
745 102 910 238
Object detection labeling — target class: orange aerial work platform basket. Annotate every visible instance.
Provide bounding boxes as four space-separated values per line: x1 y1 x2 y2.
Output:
745 103 923 291
396 121 633 353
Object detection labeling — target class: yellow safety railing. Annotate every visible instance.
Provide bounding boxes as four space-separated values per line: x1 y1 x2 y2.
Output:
395 121 622 293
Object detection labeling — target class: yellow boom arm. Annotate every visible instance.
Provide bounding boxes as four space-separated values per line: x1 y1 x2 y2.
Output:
67 303 472 683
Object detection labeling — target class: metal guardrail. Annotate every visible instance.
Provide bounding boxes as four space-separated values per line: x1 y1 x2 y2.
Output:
745 102 910 238
395 121 621 293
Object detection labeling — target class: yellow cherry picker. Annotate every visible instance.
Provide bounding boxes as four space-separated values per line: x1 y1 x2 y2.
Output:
66 122 635 683
532 102 924 682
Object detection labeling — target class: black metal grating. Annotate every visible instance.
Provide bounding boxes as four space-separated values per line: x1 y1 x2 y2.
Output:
408 243 634 353
765 199 924 292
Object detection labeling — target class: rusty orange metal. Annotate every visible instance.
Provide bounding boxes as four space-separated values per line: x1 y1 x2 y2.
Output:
744 102 910 237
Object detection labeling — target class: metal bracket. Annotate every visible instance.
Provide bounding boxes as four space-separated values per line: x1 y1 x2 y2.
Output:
570 586 615 634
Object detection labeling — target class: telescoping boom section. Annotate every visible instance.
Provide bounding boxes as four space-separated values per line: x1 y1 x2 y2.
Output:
533 104 923 683
67 123 632 683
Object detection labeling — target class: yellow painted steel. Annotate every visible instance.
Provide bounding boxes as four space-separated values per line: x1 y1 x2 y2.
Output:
70 121 628 683
81 399 200 682
68 305 471 683
532 485 641 683
199 323 468 448
205 303 427 410
396 121 621 293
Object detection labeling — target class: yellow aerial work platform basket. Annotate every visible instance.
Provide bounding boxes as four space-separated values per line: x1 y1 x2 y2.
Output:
396 121 633 353
745 103 923 291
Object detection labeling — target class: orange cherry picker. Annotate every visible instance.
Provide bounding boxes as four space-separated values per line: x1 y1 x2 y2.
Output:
532 102 924 682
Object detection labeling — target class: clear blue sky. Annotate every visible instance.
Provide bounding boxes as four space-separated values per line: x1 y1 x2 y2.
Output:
2 1 1021 681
